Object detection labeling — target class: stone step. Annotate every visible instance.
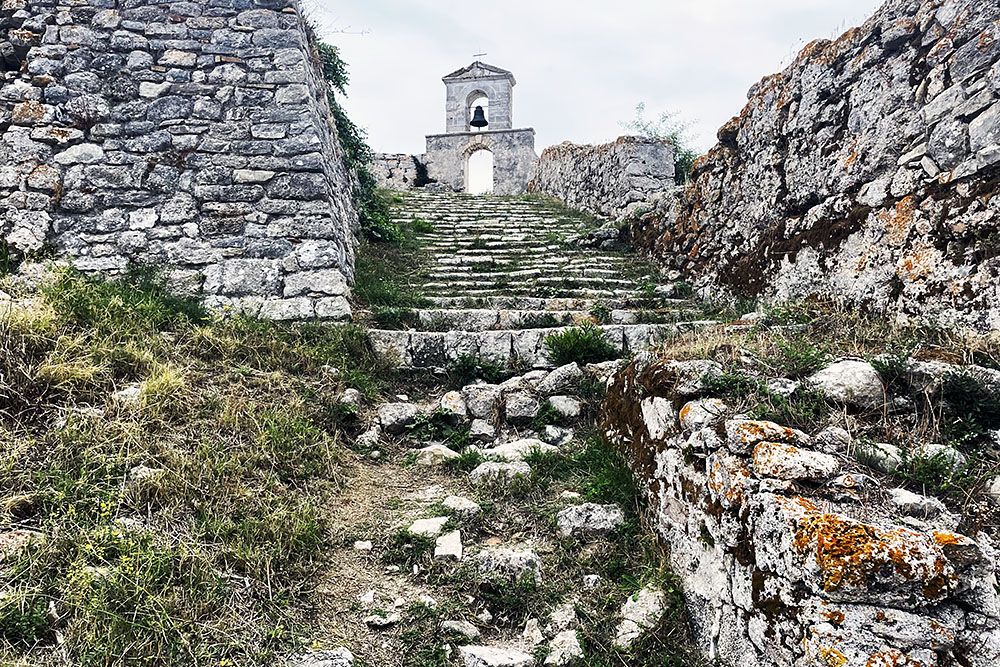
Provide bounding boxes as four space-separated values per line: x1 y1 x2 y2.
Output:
423 295 687 310
424 267 635 279
368 321 717 369
408 308 697 331
422 287 660 299
421 276 644 289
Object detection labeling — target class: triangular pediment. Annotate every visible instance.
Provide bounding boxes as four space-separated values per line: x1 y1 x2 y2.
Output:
443 61 515 84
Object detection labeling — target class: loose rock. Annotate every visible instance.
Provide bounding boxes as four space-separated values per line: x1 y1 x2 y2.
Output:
469 462 532 487
408 516 449 538
482 438 558 462
378 402 421 435
456 646 535 667
536 362 583 395
556 503 626 538
413 443 461 466
435 530 463 560
614 585 666 649
808 359 885 409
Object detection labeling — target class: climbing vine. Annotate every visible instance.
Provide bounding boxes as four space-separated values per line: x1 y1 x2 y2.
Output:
314 40 399 243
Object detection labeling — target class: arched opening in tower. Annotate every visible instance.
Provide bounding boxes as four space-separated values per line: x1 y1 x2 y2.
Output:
466 148 494 194
468 94 489 132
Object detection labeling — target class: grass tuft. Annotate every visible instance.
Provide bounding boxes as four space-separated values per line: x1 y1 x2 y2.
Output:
545 324 621 366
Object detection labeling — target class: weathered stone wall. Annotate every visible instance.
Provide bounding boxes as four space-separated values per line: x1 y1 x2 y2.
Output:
634 0 1000 331
425 128 537 196
0 0 358 320
601 353 1000 667
371 152 424 191
528 136 676 221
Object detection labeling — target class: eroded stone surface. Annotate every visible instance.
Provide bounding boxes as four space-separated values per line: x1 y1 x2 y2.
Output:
600 351 1000 666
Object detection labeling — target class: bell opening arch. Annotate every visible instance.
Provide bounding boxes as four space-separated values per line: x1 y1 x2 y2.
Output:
466 90 490 132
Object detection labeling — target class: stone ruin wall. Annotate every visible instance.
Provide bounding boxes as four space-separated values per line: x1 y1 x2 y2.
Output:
371 152 424 191
527 136 676 221
0 0 358 320
633 0 1000 331
601 355 1000 667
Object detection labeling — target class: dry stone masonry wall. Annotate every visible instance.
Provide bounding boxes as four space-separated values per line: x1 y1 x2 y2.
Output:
528 136 676 222
634 0 1000 331
601 354 1000 667
371 152 424 191
0 0 358 320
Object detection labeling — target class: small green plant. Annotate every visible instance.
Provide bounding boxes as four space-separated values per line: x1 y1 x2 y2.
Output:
544 324 620 366
407 410 472 450
903 450 967 496
372 306 420 329
0 595 50 647
772 337 829 378
939 370 1000 449
446 354 508 388
521 312 564 329
705 371 831 432
672 281 695 298
383 529 436 567
1 239 21 276
410 217 435 234
445 448 485 473
589 302 612 324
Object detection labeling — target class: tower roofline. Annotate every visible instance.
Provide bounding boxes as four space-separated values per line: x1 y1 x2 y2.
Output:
442 61 516 86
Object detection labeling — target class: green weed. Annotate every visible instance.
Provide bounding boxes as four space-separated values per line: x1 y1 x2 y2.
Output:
545 324 620 366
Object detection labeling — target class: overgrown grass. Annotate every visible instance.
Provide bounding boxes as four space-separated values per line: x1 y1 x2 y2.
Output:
0 269 389 666
545 324 621 366
352 221 432 320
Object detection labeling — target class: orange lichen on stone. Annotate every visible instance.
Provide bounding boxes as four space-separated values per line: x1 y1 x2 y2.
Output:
12 100 44 123
884 195 916 246
932 531 962 546
818 646 848 667
707 455 752 508
823 609 846 625
865 649 918 667
791 506 955 599
897 247 937 281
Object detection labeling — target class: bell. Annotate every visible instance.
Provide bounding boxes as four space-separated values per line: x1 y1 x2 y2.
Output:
470 105 489 128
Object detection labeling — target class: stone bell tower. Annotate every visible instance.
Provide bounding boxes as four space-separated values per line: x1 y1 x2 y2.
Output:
423 61 537 195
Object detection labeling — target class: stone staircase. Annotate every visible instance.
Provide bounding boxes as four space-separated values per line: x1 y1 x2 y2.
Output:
366 191 711 368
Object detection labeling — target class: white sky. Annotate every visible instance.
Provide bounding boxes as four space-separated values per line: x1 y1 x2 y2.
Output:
302 0 884 155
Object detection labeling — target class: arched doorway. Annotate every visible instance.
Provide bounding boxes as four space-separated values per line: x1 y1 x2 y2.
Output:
466 147 494 194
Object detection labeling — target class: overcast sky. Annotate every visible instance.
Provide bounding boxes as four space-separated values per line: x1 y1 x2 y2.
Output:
302 0 884 155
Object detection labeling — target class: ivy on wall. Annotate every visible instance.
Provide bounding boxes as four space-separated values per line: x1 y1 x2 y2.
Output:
314 40 400 243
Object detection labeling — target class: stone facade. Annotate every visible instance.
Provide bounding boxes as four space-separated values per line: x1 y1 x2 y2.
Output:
371 152 424 191
601 353 1000 667
422 61 537 195
528 136 677 221
634 0 1000 331
0 0 358 320
425 128 536 196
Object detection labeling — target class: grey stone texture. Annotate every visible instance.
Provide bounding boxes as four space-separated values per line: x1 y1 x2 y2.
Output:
0 0 358 320
602 353 1000 667
371 152 424 190
633 0 1000 331
528 136 677 221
